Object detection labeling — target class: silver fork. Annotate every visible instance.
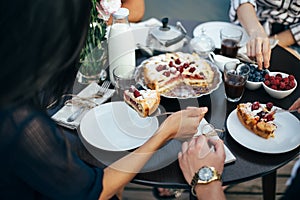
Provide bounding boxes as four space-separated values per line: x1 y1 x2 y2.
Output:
148 111 174 117
93 80 111 98
66 81 111 122
274 108 298 114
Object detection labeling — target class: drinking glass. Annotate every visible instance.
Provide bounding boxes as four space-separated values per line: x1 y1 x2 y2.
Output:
220 27 243 58
113 65 136 100
223 62 250 102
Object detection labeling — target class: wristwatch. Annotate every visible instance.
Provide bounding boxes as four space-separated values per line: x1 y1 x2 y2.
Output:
190 166 222 196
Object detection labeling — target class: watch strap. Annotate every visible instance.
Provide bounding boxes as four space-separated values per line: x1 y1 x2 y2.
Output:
190 166 222 196
190 172 199 196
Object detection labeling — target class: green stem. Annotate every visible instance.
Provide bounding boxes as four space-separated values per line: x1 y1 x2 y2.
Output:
80 0 107 66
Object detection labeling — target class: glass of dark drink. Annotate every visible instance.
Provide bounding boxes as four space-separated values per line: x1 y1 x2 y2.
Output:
223 62 250 102
220 27 243 58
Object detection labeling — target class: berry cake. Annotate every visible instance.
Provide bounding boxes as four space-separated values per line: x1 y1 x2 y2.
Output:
142 52 215 94
237 102 277 139
123 86 160 117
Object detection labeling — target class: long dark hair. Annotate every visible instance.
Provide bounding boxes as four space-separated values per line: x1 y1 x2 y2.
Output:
0 0 91 108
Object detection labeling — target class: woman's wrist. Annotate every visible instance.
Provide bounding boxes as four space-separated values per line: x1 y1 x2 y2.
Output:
272 30 295 47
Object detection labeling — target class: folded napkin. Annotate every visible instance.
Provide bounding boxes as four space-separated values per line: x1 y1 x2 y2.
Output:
51 82 115 129
223 143 237 164
195 119 236 164
130 17 161 28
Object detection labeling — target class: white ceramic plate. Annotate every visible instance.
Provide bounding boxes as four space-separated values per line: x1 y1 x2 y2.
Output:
227 107 300 154
79 101 159 151
193 21 249 49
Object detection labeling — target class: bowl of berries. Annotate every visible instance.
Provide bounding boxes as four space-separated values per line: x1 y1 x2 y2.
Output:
246 64 269 90
262 72 297 99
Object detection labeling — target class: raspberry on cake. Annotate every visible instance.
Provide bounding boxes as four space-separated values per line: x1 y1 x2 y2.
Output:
143 52 214 95
123 86 160 117
182 66 208 87
237 101 277 139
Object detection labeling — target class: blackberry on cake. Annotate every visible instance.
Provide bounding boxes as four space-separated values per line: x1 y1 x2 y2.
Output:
237 101 277 139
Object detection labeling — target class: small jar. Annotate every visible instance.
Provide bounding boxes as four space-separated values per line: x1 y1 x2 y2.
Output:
190 28 215 58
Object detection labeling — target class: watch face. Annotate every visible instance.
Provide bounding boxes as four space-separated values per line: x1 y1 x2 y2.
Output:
198 167 213 181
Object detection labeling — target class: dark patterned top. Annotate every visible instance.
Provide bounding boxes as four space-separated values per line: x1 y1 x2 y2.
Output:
230 0 300 46
0 103 118 200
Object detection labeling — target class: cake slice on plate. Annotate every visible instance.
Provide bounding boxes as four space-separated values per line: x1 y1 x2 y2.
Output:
236 101 277 139
123 86 160 117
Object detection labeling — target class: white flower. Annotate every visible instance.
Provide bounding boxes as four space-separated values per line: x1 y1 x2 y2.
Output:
96 0 121 21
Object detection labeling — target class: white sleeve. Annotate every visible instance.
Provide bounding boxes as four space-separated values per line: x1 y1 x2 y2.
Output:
290 23 300 46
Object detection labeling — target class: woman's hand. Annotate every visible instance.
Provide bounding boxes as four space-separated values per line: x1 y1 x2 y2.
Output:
178 135 225 184
236 3 271 70
246 30 271 69
157 107 208 140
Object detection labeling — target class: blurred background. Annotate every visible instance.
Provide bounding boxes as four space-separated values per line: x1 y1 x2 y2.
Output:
143 0 230 22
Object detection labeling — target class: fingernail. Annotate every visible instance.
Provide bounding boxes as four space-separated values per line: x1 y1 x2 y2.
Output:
201 107 208 113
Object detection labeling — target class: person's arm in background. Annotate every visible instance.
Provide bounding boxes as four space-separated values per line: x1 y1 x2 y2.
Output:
121 0 145 22
178 136 226 200
106 0 145 24
236 3 271 69
275 24 300 60
275 29 297 48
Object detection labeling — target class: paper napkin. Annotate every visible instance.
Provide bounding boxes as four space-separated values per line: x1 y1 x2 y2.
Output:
51 82 115 129
195 119 236 164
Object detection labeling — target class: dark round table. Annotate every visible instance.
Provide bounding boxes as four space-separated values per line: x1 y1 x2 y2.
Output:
56 19 300 200
129 20 300 200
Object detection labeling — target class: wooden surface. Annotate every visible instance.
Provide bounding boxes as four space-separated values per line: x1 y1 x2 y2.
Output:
123 156 298 200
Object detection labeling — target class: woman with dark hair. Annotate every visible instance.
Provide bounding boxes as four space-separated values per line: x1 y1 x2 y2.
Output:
0 0 208 199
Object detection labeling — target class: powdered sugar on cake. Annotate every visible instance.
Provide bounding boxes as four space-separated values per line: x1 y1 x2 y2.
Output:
123 86 160 117
142 52 215 96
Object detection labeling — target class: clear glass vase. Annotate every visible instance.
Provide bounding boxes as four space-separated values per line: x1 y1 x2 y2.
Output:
77 1 108 85
77 40 108 84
